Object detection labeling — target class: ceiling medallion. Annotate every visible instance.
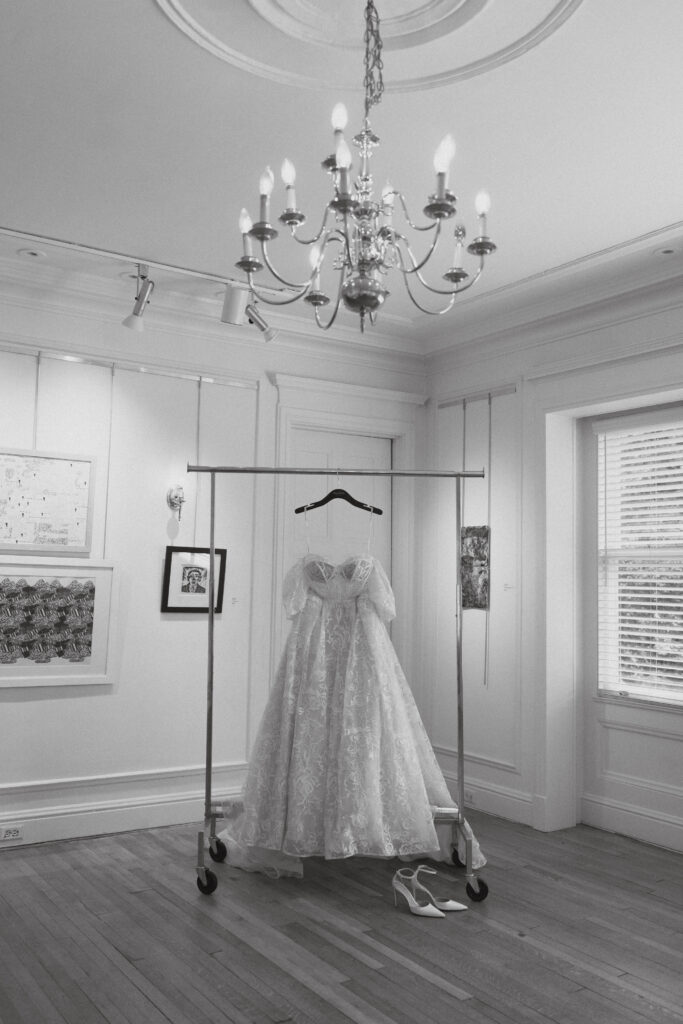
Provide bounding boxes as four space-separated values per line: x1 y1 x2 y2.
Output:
156 0 584 91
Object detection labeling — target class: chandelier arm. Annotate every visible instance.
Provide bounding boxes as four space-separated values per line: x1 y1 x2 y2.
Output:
289 207 335 247
390 222 443 274
397 248 486 299
246 279 311 307
401 264 457 316
259 242 313 291
313 267 346 330
341 212 355 265
395 193 441 232
410 260 484 297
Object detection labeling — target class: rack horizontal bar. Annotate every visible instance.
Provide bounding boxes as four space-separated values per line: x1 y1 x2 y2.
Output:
187 465 484 479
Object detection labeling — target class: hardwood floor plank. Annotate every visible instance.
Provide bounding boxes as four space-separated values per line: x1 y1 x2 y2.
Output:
211 946 355 1024
482 917 683 1023
2 812 683 1024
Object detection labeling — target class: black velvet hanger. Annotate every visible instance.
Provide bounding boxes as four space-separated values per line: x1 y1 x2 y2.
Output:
295 487 383 516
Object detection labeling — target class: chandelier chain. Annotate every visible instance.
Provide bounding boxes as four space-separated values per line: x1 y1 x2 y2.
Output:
363 1 384 120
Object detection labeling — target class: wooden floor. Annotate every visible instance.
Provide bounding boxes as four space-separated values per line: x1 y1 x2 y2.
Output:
1 811 682 1024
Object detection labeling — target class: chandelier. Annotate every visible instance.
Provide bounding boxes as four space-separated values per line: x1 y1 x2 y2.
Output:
235 1 496 333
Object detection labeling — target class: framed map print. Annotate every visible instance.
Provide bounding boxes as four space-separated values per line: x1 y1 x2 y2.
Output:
0 449 94 555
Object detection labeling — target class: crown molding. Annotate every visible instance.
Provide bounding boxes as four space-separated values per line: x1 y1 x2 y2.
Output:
272 373 427 407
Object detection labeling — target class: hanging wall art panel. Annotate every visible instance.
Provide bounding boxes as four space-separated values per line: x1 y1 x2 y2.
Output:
0 559 115 687
0 449 94 555
461 526 490 610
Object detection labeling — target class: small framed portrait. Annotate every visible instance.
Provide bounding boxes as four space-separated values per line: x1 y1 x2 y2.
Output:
161 546 226 613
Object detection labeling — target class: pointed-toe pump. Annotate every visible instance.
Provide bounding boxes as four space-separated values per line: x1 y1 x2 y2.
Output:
391 870 445 918
397 865 468 913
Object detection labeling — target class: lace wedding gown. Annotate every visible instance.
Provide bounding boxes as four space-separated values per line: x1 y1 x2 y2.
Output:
220 553 485 874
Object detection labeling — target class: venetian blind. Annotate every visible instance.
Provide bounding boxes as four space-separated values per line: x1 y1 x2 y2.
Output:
597 418 683 702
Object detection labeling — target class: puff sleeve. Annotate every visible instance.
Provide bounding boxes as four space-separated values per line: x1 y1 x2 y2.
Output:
366 558 396 623
282 558 309 619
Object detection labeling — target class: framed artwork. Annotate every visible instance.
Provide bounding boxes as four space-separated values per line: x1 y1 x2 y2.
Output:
161 546 226 613
0 448 94 555
461 526 490 610
0 559 116 688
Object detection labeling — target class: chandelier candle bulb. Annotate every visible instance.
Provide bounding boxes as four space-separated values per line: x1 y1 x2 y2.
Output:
281 159 297 211
259 166 274 221
475 190 491 236
433 134 456 200
336 139 352 194
331 102 348 140
239 208 253 256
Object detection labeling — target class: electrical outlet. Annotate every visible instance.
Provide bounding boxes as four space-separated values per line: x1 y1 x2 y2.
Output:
464 790 475 805
1 825 23 842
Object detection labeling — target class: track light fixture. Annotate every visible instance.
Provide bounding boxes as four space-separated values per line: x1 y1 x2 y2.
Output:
122 263 155 331
245 302 277 342
220 282 249 325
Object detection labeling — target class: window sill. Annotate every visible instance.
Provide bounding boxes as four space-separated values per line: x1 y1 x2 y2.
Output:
595 691 683 714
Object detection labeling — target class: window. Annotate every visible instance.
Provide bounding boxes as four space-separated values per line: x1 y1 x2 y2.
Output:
597 413 683 704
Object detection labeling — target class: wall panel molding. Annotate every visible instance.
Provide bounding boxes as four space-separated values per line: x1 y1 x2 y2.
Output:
0 762 246 847
434 744 519 775
581 792 683 854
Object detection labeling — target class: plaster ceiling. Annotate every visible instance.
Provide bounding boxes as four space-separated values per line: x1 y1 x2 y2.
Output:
1 0 683 355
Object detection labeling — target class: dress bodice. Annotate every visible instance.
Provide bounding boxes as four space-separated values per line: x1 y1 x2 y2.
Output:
303 554 374 602
283 553 396 622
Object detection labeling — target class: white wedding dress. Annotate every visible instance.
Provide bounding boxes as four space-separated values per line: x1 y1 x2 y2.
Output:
220 554 485 875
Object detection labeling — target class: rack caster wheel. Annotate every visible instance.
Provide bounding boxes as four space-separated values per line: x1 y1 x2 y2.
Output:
196 869 218 895
451 850 464 867
209 838 227 862
465 878 489 902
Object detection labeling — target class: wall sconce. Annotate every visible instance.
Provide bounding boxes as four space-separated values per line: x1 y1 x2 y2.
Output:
122 263 155 331
166 485 186 521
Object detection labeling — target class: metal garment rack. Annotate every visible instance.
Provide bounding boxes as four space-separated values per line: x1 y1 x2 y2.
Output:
186 463 488 901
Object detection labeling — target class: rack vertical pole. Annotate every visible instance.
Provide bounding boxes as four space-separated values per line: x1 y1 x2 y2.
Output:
455 476 465 826
197 471 216 887
206 470 216 824
454 474 476 887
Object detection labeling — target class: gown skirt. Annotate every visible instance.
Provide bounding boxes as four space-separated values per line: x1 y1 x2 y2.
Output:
220 554 485 875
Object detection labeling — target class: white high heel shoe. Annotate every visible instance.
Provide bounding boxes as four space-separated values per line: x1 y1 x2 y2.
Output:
396 865 468 913
391 870 445 918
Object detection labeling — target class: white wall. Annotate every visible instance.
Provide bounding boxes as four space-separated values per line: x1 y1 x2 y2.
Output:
5 255 683 856
424 279 683 852
0 270 427 846
0 352 259 841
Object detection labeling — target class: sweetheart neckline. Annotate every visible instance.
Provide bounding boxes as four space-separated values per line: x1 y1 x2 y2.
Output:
303 553 373 570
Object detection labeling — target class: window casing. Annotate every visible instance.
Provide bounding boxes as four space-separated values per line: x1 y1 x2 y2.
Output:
597 413 683 705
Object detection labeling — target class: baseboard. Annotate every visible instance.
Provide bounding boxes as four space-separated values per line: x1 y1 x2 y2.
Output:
439 768 534 825
581 793 683 854
0 762 246 847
